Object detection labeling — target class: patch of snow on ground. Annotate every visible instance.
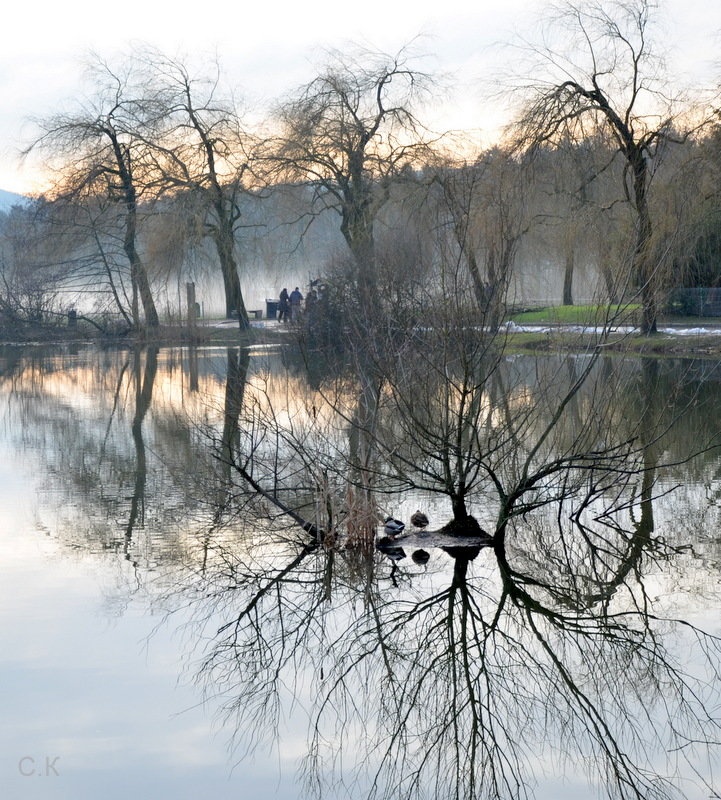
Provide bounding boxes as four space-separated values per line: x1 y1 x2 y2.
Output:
502 321 721 336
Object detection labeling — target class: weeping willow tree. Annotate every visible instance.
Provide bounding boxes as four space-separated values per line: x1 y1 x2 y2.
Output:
270 45 433 329
514 0 701 334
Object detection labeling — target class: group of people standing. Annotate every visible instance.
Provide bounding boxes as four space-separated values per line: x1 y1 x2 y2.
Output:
278 287 302 322
278 286 318 322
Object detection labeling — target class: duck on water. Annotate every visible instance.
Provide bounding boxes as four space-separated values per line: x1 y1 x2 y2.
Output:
410 510 429 528
383 516 406 536
381 513 491 541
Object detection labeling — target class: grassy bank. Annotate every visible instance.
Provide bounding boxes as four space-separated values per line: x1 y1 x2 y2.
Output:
504 329 721 358
505 304 721 357
510 304 640 325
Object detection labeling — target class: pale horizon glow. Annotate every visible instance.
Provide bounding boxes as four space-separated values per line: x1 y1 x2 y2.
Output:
1 0 719 195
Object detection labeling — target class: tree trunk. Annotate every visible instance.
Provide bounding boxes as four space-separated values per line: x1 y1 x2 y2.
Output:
486 244 514 333
110 133 159 330
352 232 378 315
466 248 489 312
563 248 574 306
130 276 140 330
640 280 658 335
600 257 619 305
343 206 379 324
213 209 249 328
125 229 159 329
451 494 469 521
631 153 657 334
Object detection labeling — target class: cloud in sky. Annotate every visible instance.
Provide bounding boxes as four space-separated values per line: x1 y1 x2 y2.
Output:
2 0 718 193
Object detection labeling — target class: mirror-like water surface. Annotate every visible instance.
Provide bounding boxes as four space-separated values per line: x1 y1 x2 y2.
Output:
2 344 721 800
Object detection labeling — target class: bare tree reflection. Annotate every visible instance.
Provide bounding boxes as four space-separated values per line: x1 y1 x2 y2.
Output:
178 493 721 800
0 342 719 798
124 345 158 557
169 343 721 800
0 345 239 563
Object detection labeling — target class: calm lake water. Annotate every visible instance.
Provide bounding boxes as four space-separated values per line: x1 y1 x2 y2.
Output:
1 344 720 800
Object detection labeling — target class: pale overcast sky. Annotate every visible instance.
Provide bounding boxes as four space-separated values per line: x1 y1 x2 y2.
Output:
1 0 719 194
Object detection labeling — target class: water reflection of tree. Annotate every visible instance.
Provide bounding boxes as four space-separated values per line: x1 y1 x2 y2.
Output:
0 346 236 562
124 345 158 555
176 344 721 800
179 515 721 800
2 343 721 797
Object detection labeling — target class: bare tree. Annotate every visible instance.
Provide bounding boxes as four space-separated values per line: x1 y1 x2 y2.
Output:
530 135 605 306
514 0 697 333
25 57 161 330
0 200 71 328
428 146 535 329
270 46 433 324
136 51 258 326
428 154 489 311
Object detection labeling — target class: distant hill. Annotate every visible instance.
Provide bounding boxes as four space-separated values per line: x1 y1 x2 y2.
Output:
0 189 28 213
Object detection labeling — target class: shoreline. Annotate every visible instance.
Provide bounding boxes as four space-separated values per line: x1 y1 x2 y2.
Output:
4 318 721 359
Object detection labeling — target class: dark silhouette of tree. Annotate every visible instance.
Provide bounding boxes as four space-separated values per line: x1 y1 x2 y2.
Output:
125 346 158 558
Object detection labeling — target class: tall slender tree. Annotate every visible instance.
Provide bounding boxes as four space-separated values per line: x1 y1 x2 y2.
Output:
430 146 533 329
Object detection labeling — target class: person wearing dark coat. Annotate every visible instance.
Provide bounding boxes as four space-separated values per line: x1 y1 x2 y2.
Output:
289 287 303 320
278 288 290 322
